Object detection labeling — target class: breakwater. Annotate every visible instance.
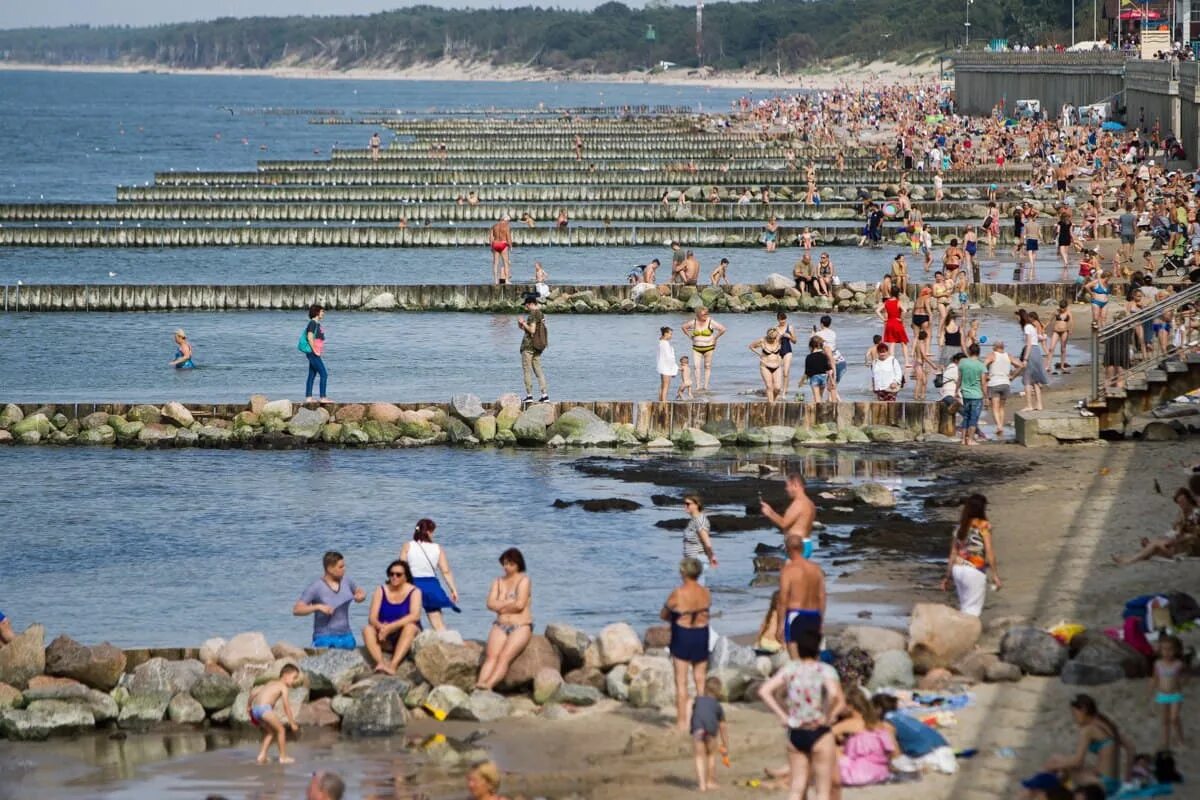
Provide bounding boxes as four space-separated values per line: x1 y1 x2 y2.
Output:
0 396 957 448
0 281 1075 313
0 223 1033 248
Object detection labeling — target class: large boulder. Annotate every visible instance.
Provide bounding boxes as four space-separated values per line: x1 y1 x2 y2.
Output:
0 624 46 689
594 623 643 669
286 407 328 439
626 655 674 708
550 683 605 707
117 691 173 725
839 626 907 658
512 404 557 444
497 635 561 692
449 690 511 722
605 665 630 702
0 683 21 710
908 604 982 672
449 394 485 422
261 399 294 420
126 404 163 425
1069 632 1150 678
189 672 241 712
22 679 118 722
544 623 590 671
296 696 340 727
422 684 468 719
217 632 275 673
161 402 195 428
0 699 94 740
532 669 564 705
762 273 794 294
338 682 409 737
298 650 370 696
167 692 206 724
127 658 204 696
411 629 466 658
549 407 618 447
1000 627 1068 676
1061 661 1125 686
867 650 915 690
413 641 483 693
672 427 722 449
852 483 896 507
44 635 125 691
564 666 606 691
708 636 755 672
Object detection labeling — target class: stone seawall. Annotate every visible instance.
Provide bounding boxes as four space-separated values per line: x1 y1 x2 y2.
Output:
0 396 957 449
0 281 1070 313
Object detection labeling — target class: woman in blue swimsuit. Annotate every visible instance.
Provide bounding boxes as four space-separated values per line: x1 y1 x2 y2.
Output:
169 329 195 369
362 560 423 675
661 557 712 732
1085 272 1111 328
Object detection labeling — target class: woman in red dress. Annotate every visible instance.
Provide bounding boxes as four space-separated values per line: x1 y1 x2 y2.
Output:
876 286 911 368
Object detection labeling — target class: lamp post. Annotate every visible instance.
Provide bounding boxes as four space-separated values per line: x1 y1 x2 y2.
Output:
965 0 973 46
1072 0 1076 46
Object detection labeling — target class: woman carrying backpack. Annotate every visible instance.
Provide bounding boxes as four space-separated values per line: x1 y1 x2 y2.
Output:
299 304 332 404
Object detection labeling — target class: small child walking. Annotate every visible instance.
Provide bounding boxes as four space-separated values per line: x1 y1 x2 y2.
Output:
1151 634 1187 750
676 355 694 400
248 664 302 764
657 327 678 402
690 676 730 792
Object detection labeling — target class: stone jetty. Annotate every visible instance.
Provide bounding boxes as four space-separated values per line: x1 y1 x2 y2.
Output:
0 280 1072 314
0 396 957 449
0 604 1146 740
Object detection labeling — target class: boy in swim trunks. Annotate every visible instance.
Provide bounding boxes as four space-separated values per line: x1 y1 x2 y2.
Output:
248 664 301 764
691 676 731 792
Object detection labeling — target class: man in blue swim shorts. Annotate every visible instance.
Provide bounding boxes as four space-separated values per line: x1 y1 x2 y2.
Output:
775 534 826 657
293 551 365 649
0 609 14 645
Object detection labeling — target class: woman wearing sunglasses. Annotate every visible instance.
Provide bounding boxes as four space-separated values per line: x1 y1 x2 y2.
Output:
362 560 423 675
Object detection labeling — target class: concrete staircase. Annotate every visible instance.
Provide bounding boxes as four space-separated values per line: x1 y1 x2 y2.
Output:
1089 350 1200 436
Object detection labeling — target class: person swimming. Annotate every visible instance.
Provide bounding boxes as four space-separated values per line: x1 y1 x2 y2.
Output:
169 329 195 369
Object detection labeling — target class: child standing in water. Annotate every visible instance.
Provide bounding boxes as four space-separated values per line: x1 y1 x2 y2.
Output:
676 355 694 400
1151 634 1187 750
691 676 731 792
248 664 302 764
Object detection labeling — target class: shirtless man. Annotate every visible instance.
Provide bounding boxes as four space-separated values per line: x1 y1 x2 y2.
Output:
670 242 687 283
760 470 818 559
489 215 513 284
774 534 826 655
680 250 701 286
368 132 381 162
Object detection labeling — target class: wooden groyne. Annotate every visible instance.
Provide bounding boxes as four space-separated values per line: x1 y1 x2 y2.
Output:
0 282 1079 313
0 222 1008 248
0 200 995 224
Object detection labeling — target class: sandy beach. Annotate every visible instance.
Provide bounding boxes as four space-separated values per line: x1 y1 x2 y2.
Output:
0 57 942 92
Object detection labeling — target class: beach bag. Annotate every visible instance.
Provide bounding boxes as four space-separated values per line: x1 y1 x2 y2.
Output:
297 327 312 354
530 316 549 353
933 373 946 388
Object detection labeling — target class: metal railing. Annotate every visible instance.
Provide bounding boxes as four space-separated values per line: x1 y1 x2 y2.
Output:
1091 281 1200 400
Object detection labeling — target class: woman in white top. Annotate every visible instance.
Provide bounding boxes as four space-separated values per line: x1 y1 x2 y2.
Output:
870 343 904 402
399 518 461 631
1017 309 1049 411
656 327 678 402
983 341 1015 435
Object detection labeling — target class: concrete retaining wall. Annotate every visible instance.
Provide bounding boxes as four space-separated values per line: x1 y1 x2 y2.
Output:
953 53 1126 118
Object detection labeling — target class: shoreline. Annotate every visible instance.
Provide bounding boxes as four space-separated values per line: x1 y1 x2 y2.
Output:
0 58 942 92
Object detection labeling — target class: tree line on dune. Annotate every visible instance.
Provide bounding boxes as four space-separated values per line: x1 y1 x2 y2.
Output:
0 0 1084 73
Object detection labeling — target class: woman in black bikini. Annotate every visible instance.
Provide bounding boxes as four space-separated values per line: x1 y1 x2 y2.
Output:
749 328 785 402
476 547 532 691
912 285 933 341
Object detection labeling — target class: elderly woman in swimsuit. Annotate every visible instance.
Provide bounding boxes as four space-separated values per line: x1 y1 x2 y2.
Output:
682 306 727 393
660 557 712 732
1043 694 1135 797
476 547 532 691
362 560 423 675
749 327 785 403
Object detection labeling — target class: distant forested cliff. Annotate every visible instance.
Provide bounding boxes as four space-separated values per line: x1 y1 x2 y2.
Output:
0 1 1078 73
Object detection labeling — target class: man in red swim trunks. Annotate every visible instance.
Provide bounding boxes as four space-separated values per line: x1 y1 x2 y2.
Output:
490 215 513 285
